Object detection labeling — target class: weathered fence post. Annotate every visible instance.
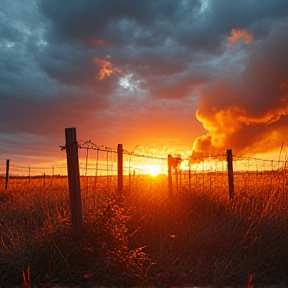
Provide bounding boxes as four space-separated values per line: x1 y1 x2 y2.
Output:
5 159 10 189
175 165 178 193
227 149 234 199
188 166 191 194
168 155 173 198
106 150 110 191
65 127 83 232
117 144 123 194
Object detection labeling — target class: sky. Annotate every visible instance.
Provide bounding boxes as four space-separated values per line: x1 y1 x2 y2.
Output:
1 0 288 170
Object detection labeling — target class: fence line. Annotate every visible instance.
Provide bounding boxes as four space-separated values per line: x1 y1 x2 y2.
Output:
2 127 288 232
1 152 288 179
1 152 288 178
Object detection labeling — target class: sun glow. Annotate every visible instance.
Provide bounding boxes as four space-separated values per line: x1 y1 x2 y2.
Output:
131 164 167 177
147 165 165 177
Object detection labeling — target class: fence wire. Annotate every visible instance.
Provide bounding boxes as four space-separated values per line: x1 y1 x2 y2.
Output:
2 146 288 214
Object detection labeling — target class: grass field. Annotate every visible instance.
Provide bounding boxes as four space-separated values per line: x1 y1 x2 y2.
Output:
1 170 288 287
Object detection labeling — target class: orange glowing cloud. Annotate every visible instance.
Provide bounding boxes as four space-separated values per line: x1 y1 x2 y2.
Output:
194 101 288 155
93 57 125 80
92 39 110 46
195 106 245 149
226 28 253 48
193 23 288 156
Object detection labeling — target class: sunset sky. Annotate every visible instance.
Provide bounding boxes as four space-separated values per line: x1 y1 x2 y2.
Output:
1 0 288 170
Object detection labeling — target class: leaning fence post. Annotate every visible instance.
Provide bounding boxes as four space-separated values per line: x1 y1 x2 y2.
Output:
65 127 83 232
227 149 234 199
117 144 123 195
168 155 173 198
5 159 10 189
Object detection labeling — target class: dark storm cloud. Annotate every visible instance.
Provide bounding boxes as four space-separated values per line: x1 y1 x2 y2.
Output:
39 0 288 48
0 21 22 43
38 0 288 100
0 1 117 137
39 0 189 45
35 42 109 88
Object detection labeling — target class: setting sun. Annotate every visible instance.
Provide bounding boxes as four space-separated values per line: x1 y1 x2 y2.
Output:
130 164 167 177
145 164 166 176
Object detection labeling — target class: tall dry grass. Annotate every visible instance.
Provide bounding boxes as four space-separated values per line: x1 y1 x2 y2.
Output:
0 171 288 287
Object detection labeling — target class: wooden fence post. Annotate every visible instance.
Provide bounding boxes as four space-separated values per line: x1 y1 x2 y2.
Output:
65 127 83 232
188 166 191 194
168 155 173 198
175 165 178 193
227 149 234 200
117 144 123 195
5 159 10 189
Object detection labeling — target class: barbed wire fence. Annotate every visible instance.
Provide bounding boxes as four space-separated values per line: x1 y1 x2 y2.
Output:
74 140 169 212
2 127 288 230
1 148 287 192
1 144 288 195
